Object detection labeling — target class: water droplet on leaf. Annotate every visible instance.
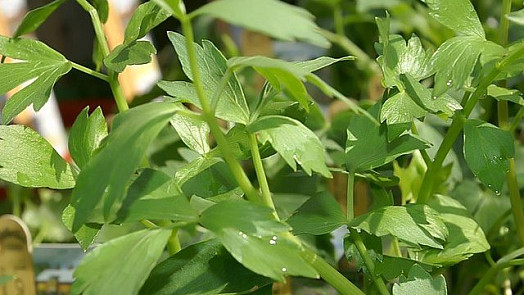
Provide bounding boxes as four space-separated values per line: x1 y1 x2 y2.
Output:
281 267 287 272
446 80 452 86
269 239 276 245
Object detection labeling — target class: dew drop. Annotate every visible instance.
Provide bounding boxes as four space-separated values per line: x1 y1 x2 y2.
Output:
272 236 278 241
432 96 438 100
242 233 247 239
281 267 287 272
495 190 501 196
269 239 277 245
487 184 492 188
238 231 244 236
446 80 452 87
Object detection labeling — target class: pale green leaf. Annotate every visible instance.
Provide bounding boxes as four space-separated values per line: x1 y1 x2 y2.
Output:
71 229 171 295
487 85 524 105
422 0 485 38
418 195 490 266
140 239 271 294
116 169 197 223
295 56 354 73
14 0 66 38
68 107 108 170
507 8 524 25
170 110 209 155
381 91 427 124
70 102 178 232
166 32 249 124
248 115 332 178
62 205 101 251
0 125 75 189
201 200 318 282
463 119 514 194
349 205 448 249
0 36 72 123
191 0 329 48
287 191 346 235
104 41 157 73
393 264 447 295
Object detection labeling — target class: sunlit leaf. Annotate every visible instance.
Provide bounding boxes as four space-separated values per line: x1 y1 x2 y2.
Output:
422 0 485 38
68 107 108 170
487 85 524 105
392 264 447 295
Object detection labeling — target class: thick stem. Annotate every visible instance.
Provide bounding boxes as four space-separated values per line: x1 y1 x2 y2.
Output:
301 249 365 295
349 229 390 295
75 0 128 113
248 133 277 215
180 17 260 203
347 172 355 221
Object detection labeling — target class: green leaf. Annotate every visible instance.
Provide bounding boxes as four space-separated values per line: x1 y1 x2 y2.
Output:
170 110 209 155
345 108 431 172
228 56 311 110
0 275 13 285
174 156 222 187
152 0 185 19
295 56 355 73
418 195 489 266
0 125 75 189
392 264 447 295
376 256 434 281
287 191 346 235
422 0 484 38
429 37 502 97
507 8 524 26
71 228 171 295
273 193 311 221
192 0 329 48
166 32 249 124
141 239 271 294
68 107 108 170
92 0 109 23
70 102 178 232
124 1 170 43
381 91 427 124
13 0 66 38
62 205 102 251
0 36 72 123
104 41 157 73
487 85 524 105
463 119 514 194
200 200 318 281
248 115 332 178
116 169 197 223
348 205 448 249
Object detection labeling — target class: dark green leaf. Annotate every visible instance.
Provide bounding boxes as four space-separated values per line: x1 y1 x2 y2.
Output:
141 239 271 294
200 200 318 281
348 205 448 248
272 193 310 221
418 195 490 266
376 256 434 281
0 36 72 123
68 107 108 169
344 232 382 276
192 0 329 48
104 41 157 73
392 264 447 295
13 0 66 38
287 191 346 235
166 32 249 124
487 85 524 105
0 125 75 189
463 119 514 194
124 1 170 43
170 110 209 155
71 229 171 295
248 115 332 178
62 205 102 251
116 169 197 223
174 156 222 187
92 0 109 23
422 0 484 38
345 109 430 172
70 102 177 232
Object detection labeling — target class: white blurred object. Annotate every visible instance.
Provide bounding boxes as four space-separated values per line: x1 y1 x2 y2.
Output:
0 0 26 18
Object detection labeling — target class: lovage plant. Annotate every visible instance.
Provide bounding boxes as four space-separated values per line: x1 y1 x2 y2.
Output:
0 0 523 294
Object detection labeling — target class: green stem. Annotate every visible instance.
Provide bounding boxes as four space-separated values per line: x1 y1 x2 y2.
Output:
468 258 524 295
349 229 390 295
411 123 432 166
167 228 182 255
333 4 345 36
180 16 260 203
140 219 158 229
301 249 365 295
509 106 524 133
76 0 128 113
248 133 277 215
507 159 524 245
347 172 355 221
71 61 109 82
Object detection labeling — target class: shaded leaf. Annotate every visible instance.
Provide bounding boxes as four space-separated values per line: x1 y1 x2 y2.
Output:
104 41 157 73
0 125 75 189
68 107 108 170
174 156 222 187
348 205 448 249
124 1 170 43
287 191 346 235
248 115 331 177
71 229 171 295
192 0 329 48
422 0 484 38
140 239 271 294
463 119 514 193
0 36 72 123
92 0 109 23
272 193 311 221
392 264 447 295
487 85 524 105
70 102 178 232
14 0 66 38
62 205 101 251
165 32 249 124
376 256 434 281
